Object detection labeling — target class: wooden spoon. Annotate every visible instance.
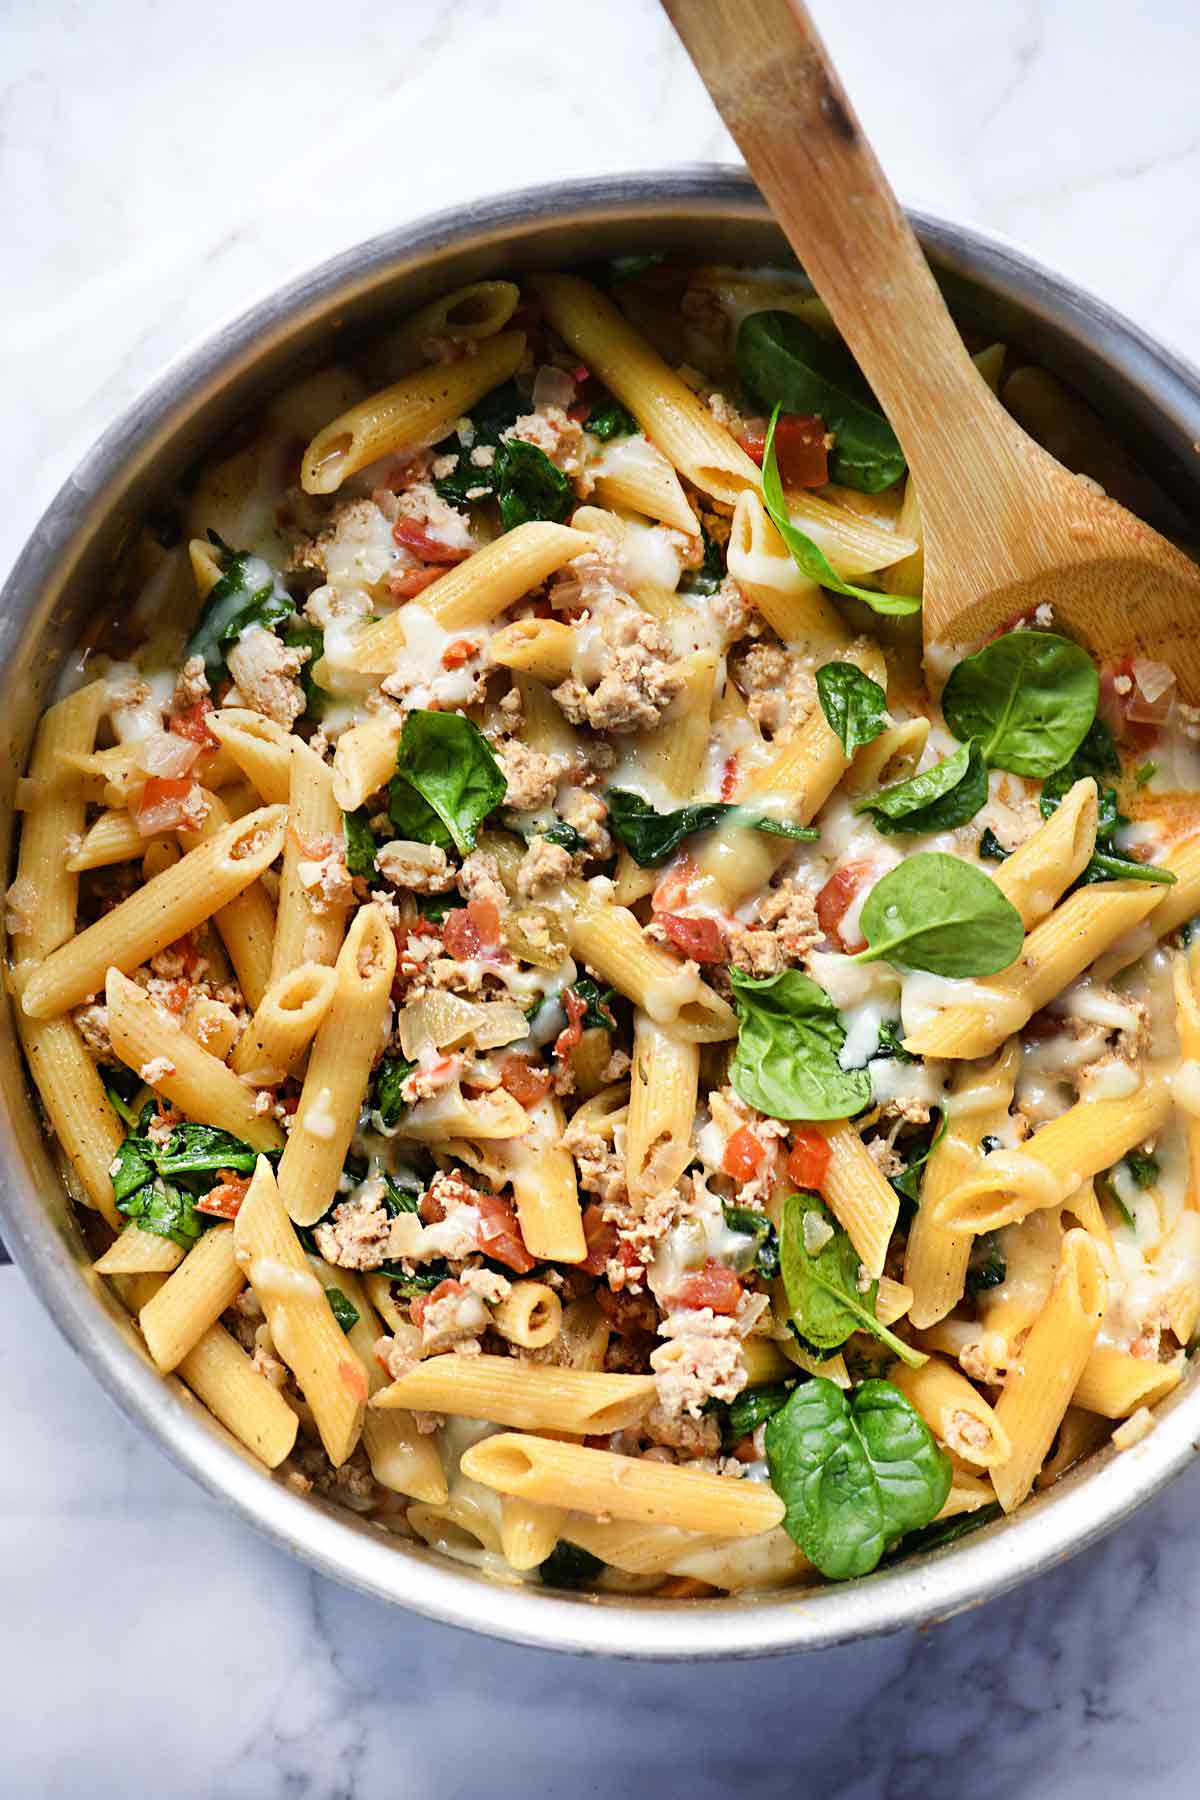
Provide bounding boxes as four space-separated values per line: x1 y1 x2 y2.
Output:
662 0 1200 694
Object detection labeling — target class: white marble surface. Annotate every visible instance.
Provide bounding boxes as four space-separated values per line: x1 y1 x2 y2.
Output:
4 0 1200 1792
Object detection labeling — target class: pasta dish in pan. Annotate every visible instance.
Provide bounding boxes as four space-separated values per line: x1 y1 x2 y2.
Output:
10 261 1200 1594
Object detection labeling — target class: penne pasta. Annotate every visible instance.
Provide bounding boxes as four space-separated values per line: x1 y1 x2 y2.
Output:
372 1356 658 1434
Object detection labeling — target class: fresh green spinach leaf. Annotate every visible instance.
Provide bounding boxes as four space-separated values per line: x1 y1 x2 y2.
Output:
729 969 872 1122
388 711 506 856
725 1381 796 1440
678 525 726 597
585 397 639 441
737 311 906 493
780 1194 926 1368
343 808 379 881
325 1288 360 1333
380 1172 421 1214
889 1114 946 1208
965 1232 1007 1297
569 976 617 1032
283 619 328 719
102 1070 146 1128
977 827 1010 862
185 539 294 679
538 1541 604 1587
854 853 1024 976
110 1133 158 1206
373 1057 417 1129
815 664 889 757
887 1500 1002 1561
761 409 920 617
494 439 574 532
116 1176 207 1250
942 631 1099 776
604 787 816 867
765 1376 952 1579
854 739 988 835
155 1124 259 1181
873 1021 916 1064
721 1203 780 1279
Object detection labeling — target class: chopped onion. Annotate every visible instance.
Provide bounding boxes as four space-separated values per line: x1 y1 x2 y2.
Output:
533 364 576 411
398 991 484 1059
471 1002 531 1050
136 730 199 778
1132 658 1175 704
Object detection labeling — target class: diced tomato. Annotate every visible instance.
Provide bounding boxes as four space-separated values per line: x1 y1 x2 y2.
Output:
567 402 591 424
442 896 501 960
410 1278 465 1328
391 519 471 564
580 1202 618 1276
719 754 739 801
776 413 831 489
163 979 191 1014
787 1126 832 1191
474 1191 535 1273
170 698 218 751
554 986 588 1060
722 1124 765 1182
568 363 590 385
668 1259 743 1314
168 933 204 979
132 776 201 837
737 421 768 464
441 636 479 669
197 1175 251 1219
388 567 442 600
815 860 875 952
651 854 697 914
499 1055 553 1107
661 912 726 963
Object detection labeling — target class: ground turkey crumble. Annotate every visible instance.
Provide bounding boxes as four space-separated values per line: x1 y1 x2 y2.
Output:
552 612 685 733
496 739 567 811
516 835 573 898
226 625 310 730
375 839 456 894
314 1189 393 1270
650 1306 747 1420
728 879 823 976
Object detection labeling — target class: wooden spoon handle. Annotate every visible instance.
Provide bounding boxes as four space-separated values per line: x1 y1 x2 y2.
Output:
662 0 1006 491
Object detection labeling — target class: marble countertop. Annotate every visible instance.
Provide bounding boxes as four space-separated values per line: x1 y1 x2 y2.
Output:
4 0 1200 1792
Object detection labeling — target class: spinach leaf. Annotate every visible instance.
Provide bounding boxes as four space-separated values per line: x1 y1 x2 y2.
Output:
494 439 574 532
678 525 726 598
977 827 1010 863
761 409 920 617
854 739 988 835
155 1124 259 1180
116 1176 207 1250
780 1193 926 1368
873 1021 916 1065
325 1288 360 1333
569 976 617 1032
737 311 906 493
416 893 455 923
888 1501 1002 1561
283 619 328 719
184 539 294 679
815 664 889 757
110 1133 158 1206
1136 761 1159 788
604 788 816 867
381 1172 421 1214
721 1203 780 1280
889 1115 945 1208
1124 1149 1160 1188
343 808 379 881
729 969 872 1122
965 1232 1006 1297
538 1541 604 1588
725 1381 796 1440
855 853 1024 977
373 1057 417 1129
765 1377 952 1579
585 397 639 441
941 631 1099 777
102 1069 146 1128
388 711 506 856
434 381 524 506
1039 743 1176 889
542 821 587 853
